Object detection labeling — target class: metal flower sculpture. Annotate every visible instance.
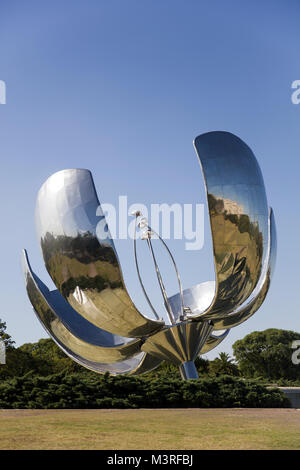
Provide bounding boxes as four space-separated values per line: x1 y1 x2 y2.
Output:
22 131 276 380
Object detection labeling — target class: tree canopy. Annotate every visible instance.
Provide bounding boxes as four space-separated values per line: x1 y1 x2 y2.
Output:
2 319 300 385
233 328 300 380
209 352 240 377
0 319 15 349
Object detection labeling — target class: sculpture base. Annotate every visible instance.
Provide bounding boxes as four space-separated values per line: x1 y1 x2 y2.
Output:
179 361 199 380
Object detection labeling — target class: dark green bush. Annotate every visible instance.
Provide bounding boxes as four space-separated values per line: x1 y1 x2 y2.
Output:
0 372 290 409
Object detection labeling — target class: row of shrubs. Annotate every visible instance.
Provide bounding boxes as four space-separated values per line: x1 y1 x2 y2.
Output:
0 371 290 409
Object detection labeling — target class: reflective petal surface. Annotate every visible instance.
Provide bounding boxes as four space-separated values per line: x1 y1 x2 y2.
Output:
35 169 164 338
168 281 215 322
169 207 275 330
22 131 276 380
22 249 162 374
141 321 214 366
193 131 268 319
200 329 229 354
211 207 276 329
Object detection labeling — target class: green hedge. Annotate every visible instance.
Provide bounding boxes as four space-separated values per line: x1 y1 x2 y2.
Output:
0 372 290 409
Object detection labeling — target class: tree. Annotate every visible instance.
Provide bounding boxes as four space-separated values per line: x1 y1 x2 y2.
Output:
0 322 83 379
0 319 15 349
0 319 36 379
233 329 300 381
195 356 210 375
209 352 240 376
19 338 82 375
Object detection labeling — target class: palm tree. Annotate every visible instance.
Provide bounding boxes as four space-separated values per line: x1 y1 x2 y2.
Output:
209 352 240 376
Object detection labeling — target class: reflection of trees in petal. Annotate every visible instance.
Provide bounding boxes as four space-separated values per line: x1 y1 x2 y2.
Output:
41 232 118 267
40 232 122 295
61 275 122 297
208 193 263 255
215 270 271 330
25 274 142 364
206 193 264 312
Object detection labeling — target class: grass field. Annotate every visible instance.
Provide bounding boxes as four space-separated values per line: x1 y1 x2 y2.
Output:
0 408 299 450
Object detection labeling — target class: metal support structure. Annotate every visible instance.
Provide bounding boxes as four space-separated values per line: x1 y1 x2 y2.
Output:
179 361 199 380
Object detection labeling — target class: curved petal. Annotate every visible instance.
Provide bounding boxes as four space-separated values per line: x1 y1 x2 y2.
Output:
211 207 276 329
193 131 269 319
141 321 214 366
199 329 230 354
167 287 229 353
35 169 164 338
182 207 275 328
168 281 215 322
22 249 162 374
128 352 163 376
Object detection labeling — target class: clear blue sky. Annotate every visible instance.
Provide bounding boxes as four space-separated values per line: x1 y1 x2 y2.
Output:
0 0 299 360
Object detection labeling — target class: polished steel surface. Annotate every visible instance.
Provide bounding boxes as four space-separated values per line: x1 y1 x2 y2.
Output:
176 207 275 330
133 215 185 324
22 249 162 374
198 328 229 354
35 169 164 338
212 207 276 330
168 281 215 322
179 361 199 380
141 321 214 366
22 131 275 380
193 131 269 320
168 282 229 347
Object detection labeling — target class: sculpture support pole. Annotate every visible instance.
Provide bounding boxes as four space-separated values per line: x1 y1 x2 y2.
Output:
179 361 199 380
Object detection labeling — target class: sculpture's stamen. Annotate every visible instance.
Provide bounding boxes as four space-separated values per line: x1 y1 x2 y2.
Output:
146 235 175 325
132 211 186 325
133 213 161 321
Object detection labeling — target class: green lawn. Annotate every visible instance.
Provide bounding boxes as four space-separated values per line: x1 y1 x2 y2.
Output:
0 408 299 450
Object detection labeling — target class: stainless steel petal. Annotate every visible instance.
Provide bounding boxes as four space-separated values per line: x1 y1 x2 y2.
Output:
168 281 215 322
35 169 164 338
22 249 163 375
128 353 163 376
179 206 275 329
168 206 274 330
193 131 269 319
199 329 229 354
211 207 276 329
168 287 229 352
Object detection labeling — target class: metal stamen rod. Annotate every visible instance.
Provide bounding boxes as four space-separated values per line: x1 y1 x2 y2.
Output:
133 216 161 321
147 224 185 320
146 236 175 325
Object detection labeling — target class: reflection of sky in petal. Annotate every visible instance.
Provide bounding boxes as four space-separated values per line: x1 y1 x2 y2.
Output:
209 185 224 199
36 169 109 240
